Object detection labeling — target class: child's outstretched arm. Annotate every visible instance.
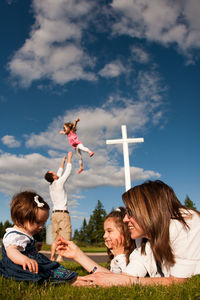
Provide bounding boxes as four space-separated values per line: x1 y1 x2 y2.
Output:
72 118 80 132
59 130 66 135
6 245 38 274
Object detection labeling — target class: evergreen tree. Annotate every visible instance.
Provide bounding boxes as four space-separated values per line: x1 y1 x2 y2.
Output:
0 221 3 239
78 218 88 244
184 195 196 209
2 220 13 234
73 229 80 241
86 200 106 245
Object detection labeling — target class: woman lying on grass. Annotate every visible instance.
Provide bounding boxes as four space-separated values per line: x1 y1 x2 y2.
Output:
58 180 200 287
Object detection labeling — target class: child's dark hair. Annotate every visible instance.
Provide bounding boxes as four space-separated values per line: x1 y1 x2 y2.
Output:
44 171 54 183
64 122 76 132
105 206 135 265
10 191 49 227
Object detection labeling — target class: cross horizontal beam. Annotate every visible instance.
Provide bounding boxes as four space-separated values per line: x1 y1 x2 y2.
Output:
106 138 144 145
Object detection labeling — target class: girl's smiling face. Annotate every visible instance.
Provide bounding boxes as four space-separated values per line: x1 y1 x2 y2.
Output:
103 217 124 249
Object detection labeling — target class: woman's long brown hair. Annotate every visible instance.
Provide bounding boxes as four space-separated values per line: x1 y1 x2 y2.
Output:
105 207 135 265
122 180 199 266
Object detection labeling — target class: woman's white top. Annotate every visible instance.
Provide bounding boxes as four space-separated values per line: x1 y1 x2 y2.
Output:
124 210 200 278
110 254 127 274
2 227 33 251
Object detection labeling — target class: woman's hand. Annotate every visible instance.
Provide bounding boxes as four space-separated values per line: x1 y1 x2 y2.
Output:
56 237 80 259
74 272 135 287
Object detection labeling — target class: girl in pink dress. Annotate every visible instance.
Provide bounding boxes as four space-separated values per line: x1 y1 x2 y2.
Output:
60 118 94 174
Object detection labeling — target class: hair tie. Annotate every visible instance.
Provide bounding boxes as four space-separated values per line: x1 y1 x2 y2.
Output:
115 208 121 212
34 195 44 208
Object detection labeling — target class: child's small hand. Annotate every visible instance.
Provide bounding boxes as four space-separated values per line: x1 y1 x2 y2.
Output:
59 130 65 135
75 118 80 122
56 237 79 259
22 257 38 274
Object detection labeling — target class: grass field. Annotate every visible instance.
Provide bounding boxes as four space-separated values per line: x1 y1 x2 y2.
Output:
0 261 200 300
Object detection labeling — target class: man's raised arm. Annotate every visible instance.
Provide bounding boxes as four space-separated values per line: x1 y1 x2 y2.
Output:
59 152 73 183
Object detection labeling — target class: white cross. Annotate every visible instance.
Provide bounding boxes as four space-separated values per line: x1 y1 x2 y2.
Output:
106 125 144 191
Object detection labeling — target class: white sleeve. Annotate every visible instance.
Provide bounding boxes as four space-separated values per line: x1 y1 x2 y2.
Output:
57 167 63 177
168 213 200 278
58 163 72 184
3 233 31 251
124 248 148 277
110 254 127 273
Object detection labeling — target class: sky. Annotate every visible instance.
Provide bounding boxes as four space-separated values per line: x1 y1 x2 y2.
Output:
0 0 200 232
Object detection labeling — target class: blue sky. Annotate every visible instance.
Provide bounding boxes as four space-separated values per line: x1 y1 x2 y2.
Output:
0 0 200 232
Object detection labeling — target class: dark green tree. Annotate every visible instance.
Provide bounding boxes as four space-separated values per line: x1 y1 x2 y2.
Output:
78 218 88 244
184 195 196 209
73 229 80 241
2 220 13 235
0 221 3 239
86 200 106 245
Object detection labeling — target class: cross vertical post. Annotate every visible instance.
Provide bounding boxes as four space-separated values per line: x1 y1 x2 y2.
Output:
106 125 144 191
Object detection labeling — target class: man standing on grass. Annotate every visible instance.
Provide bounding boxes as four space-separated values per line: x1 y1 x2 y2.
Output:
44 152 73 261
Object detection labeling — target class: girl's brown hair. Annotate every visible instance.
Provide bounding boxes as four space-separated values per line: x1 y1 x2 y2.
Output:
105 207 135 265
63 122 76 132
122 180 200 266
10 191 49 227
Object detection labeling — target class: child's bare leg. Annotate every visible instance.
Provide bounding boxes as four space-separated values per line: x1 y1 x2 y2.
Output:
76 147 84 174
77 144 95 157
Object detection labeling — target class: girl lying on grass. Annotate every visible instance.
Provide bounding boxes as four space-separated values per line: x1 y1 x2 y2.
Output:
0 191 77 284
57 207 135 275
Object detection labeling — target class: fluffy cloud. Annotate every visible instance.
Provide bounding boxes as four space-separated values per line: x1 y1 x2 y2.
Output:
111 0 200 57
1 135 21 148
130 46 150 64
8 0 96 86
99 60 126 78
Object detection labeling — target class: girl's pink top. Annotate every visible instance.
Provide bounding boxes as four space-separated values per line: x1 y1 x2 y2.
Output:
67 131 82 149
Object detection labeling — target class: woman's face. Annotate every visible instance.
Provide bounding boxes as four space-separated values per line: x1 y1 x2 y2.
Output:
103 218 124 249
123 210 146 240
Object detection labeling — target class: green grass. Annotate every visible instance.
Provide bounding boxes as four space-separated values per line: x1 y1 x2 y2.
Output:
41 244 107 253
0 261 200 300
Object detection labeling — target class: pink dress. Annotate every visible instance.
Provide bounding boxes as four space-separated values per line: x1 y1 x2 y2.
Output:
67 131 82 149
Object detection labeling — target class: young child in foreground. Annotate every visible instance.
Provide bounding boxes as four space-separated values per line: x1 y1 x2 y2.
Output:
60 118 94 174
57 207 135 274
0 191 77 283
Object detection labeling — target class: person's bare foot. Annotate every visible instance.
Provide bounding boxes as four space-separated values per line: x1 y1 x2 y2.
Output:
78 168 84 174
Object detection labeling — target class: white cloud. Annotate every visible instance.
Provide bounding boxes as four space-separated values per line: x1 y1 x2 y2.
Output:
131 46 150 64
99 60 126 78
1 135 21 148
111 0 200 57
8 0 96 86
